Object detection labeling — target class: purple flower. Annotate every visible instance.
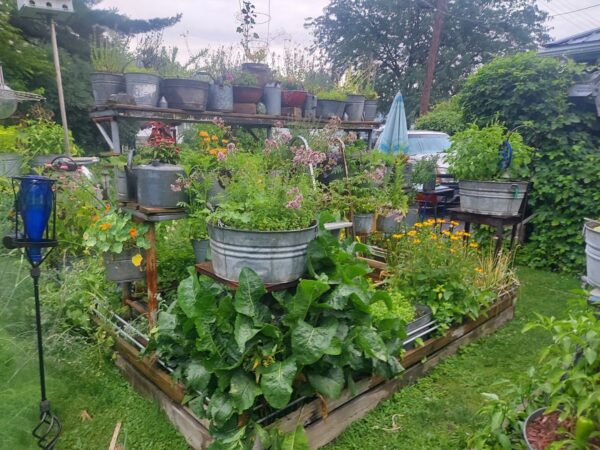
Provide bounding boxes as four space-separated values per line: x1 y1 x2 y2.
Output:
227 142 236 152
287 187 301 196
291 145 326 167
217 151 227 161
170 183 182 192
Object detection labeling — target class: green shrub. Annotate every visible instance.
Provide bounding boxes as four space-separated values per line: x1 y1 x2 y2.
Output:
458 52 600 272
415 96 465 135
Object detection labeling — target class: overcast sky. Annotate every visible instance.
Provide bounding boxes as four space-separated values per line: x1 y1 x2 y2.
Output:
98 0 600 59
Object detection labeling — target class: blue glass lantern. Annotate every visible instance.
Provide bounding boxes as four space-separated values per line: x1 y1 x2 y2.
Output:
11 175 57 265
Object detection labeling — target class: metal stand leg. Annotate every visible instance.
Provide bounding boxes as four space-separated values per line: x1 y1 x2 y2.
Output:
146 223 158 326
31 266 61 450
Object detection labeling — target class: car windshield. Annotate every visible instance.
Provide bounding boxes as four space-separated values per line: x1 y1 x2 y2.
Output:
407 134 451 156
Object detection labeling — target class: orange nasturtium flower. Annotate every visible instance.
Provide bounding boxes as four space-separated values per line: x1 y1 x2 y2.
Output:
199 131 209 138
91 214 100 222
211 135 219 141
129 228 138 239
99 222 112 231
222 139 229 144
104 203 111 212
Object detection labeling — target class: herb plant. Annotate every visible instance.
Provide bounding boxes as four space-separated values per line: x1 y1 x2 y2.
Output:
410 155 437 186
149 231 405 448
83 208 150 255
91 35 131 73
233 72 259 87
446 123 532 181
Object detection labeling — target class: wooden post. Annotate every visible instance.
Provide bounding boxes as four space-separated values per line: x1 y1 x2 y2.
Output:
146 222 158 325
419 0 448 116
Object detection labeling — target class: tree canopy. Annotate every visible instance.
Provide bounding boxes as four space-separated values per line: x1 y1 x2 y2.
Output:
307 0 549 120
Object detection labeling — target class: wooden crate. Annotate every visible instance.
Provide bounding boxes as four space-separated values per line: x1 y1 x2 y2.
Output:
110 284 517 449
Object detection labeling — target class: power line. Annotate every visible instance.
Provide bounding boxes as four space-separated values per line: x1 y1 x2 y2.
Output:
549 2 600 17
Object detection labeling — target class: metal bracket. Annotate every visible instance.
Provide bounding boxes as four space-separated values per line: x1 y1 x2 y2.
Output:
94 119 121 153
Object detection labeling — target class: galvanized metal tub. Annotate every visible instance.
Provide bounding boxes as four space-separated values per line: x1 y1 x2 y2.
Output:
103 248 146 282
191 239 210 264
125 73 160 107
376 212 404 234
90 72 125 107
134 162 186 209
459 180 528 216
303 94 317 119
208 223 317 284
0 153 22 177
353 213 375 234
316 99 346 119
161 78 209 110
523 408 548 450
345 94 366 121
263 85 282 115
363 100 378 121
208 84 234 111
585 221 600 288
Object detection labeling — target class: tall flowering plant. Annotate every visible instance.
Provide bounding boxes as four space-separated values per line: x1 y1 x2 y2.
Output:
137 122 180 164
384 219 514 330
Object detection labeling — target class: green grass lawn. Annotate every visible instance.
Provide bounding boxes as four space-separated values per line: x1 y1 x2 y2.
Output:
0 254 579 450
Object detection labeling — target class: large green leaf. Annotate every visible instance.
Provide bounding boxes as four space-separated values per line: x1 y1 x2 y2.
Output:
233 268 267 319
185 360 212 392
229 370 261 412
291 319 338 365
355 326 388 361
177 276 198 319
283 279 330 324
177 274 219 321
206 391 235 426
234 314 260 352
307 366 345 399
259 358 297 409
281 425 309 450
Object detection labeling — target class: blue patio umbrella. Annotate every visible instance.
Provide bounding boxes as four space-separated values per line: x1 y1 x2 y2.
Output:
377 91 408 154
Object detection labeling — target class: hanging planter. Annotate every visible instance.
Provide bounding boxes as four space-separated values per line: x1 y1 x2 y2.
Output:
207 223 317 284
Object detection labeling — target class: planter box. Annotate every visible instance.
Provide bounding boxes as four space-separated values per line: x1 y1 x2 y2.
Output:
105 282 518 449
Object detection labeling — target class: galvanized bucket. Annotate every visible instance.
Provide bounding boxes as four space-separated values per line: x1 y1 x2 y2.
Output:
303 94 317 119
523 408 547 450
134 162 186 208
90 72 125 107
585 221 600 288
262 85 282 115
125 73 160 107
459 180 528 216
363 100 378 120
161 78 209 110
208 223 317 284
376 213 404 234
0 153 22 177
103 248 146 282
345 94 366 121
316 99 346 119
191 239 210 264
353 213 375 234
208 84 234 111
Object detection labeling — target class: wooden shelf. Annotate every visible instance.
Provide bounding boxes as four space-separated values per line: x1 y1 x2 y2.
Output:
195 261 299 292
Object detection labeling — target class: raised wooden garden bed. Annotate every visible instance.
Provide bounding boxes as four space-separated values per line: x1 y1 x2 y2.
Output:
100 282 518 449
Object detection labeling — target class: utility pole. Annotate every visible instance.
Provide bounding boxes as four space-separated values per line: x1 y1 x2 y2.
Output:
419 0 447 116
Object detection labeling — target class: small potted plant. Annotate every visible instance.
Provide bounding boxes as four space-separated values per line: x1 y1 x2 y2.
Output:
315 88 347 119
377 156 409 233
446 123 532 216
83 207 151 282
133 122 187 208
281 76 307 108
411 155 438 192
90 36 129 107
0 125 24 177
208 73 234 112
19 117 80 169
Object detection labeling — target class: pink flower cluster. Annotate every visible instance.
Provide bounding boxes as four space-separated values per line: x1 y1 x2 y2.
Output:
264 138 277 154
291 145 326 167
212 117 226 129
368 166 387 183
286 187 303 210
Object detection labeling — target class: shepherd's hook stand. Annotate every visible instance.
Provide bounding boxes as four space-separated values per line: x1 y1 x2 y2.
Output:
30 265 61 450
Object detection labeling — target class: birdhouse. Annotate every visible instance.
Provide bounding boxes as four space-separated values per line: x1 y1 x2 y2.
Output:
16 0 74 20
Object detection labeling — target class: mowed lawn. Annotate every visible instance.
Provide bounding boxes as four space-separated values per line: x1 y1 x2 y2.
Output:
0 254 578 449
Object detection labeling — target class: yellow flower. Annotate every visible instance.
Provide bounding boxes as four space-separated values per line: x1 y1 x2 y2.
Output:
211 135 219 141
442 230 451 236
131 253 143 267
199 131 209 138
413 238 421 244
450 248 456 253
469 242 479 249
450 220 460 227
203 137 211 143
222 139 229 144
99 222 112 231
429 234 438 240
392 233 404 239
462 231 471 237
475 267 483 273
414 222 423 228
436 218 446 224
407 230 417 237
450 235 460 241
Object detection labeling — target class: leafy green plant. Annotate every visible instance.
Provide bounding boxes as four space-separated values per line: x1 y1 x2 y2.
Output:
317 89 347 101
0 125 19 154
446 123 532 181
379 155 409 216
135 122 180 165
91 35 131 73
410 155 437 185
233 72 259 87
83 208 150 255
18 118 80 157
149 231 405 448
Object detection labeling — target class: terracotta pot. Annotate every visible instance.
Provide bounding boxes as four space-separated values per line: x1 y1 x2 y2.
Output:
281 90 308 108
233 85 263 103
241 63 270 87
